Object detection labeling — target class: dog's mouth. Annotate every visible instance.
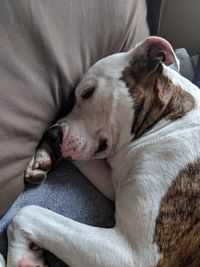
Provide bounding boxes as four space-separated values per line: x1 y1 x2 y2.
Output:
44 123 113 160
95 138 108 154
61 138 109 161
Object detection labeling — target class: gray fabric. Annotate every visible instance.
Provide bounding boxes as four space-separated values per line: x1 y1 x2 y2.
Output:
0 160 115 266
0 0 149 217
174 48 199 81
175 48 195 81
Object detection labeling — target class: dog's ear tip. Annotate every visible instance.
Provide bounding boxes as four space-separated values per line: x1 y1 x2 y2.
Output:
147 36 179 65
130 36 179 67
127 36 180 78
146 36 170 49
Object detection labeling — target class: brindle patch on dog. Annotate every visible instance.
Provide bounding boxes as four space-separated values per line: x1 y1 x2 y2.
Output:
154 157 200 267
120 64 195 139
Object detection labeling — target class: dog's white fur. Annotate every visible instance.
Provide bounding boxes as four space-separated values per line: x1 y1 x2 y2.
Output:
1 37 200 267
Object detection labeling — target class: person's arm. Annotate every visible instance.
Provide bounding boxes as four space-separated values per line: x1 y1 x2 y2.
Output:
73 160 115 202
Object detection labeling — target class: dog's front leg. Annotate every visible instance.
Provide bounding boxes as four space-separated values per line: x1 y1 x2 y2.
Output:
7 205 133 267
25 141 53 184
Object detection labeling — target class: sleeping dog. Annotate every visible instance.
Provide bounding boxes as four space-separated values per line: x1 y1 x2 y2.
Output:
1 37 200 267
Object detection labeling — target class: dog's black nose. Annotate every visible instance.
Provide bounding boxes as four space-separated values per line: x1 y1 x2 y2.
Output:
44 126 63 148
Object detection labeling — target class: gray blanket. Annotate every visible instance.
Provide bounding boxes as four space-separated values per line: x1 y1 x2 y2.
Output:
0 161 114 266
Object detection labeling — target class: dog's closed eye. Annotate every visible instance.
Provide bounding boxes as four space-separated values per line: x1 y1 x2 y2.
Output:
81 87 95 99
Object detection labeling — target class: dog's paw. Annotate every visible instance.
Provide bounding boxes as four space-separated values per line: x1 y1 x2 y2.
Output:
17 244 48 267
7 208 48 267
17 246 46 267
8 242 46 267
25 144 53 185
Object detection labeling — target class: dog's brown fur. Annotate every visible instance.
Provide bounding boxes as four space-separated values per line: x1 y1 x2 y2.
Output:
121 63 195 139
154 157 200 267
121 61 199 266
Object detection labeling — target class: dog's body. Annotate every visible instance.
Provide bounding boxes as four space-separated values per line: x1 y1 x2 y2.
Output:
1 37 200 267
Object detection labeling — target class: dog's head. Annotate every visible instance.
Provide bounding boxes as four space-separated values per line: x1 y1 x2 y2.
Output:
44 37 194 161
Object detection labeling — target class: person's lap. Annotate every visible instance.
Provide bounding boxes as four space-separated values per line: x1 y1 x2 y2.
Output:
0 160 115 266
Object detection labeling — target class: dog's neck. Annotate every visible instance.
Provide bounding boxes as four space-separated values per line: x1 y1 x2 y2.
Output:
121 64 195 140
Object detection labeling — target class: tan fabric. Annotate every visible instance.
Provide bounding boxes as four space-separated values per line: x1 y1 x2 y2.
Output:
0 0 149 217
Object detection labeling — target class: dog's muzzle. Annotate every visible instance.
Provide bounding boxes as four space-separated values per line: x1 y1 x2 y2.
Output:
43 125 63 161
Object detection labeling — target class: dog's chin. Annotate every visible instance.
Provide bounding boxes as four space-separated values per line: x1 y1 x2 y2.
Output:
61 151 91 161
93 147 113 159
61 151 109 161
61 143 113 161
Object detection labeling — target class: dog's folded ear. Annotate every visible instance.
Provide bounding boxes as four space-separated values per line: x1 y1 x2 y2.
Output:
128 36 180 80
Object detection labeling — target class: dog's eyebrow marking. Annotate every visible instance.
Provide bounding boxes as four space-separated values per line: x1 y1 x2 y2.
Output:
120 65 195 139
154 156 200 267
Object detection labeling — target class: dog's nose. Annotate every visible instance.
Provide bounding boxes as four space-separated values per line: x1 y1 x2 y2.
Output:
44 125 63 149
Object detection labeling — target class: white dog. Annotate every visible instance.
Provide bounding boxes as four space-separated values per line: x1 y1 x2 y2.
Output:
1 37 200 267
